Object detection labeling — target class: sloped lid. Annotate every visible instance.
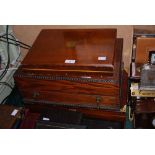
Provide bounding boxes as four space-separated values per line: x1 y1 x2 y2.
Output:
22 29 117 72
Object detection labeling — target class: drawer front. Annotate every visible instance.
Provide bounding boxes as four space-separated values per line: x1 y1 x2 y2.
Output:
20 89 120 110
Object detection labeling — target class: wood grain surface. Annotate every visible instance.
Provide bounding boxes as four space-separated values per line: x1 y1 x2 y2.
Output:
14 29 127 122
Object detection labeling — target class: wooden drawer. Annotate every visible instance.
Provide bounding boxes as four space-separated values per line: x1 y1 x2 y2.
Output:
20 89 120 110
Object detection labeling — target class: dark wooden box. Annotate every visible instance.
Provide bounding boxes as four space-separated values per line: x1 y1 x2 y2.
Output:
0 105 21 129
14 29 126 113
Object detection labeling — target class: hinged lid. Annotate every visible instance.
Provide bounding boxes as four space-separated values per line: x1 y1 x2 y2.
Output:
21 29 117 73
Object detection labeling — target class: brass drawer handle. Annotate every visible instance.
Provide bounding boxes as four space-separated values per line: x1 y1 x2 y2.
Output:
33 92 40 98
96 96 102 103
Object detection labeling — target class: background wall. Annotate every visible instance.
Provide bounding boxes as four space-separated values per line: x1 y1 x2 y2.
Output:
134 25 155 32
12 25 133 72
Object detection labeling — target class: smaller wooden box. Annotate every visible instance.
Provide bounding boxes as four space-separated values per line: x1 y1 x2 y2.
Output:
0 105 21 129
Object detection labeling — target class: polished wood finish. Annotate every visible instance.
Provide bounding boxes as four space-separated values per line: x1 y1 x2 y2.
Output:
0 105 21 129
136 37 155 64
14 29 126 123
22 29 116 69
131 36 155 77
135 100 155 114
17 69 127 124
16 77 119 96
21 89 119 108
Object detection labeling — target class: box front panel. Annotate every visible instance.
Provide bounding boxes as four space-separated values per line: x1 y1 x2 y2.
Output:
15 77 120 110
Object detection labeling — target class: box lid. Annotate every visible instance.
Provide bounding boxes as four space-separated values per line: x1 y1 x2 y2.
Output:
136 37 155 64
21 29 117 73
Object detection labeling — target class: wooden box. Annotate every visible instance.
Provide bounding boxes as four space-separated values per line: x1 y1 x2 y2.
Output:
132 36 155 77
0 105 21 129
14 29 125 111
136 37 155 64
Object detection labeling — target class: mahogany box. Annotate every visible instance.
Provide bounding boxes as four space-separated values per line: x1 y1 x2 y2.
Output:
14 29 127 122
0 105 21 129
